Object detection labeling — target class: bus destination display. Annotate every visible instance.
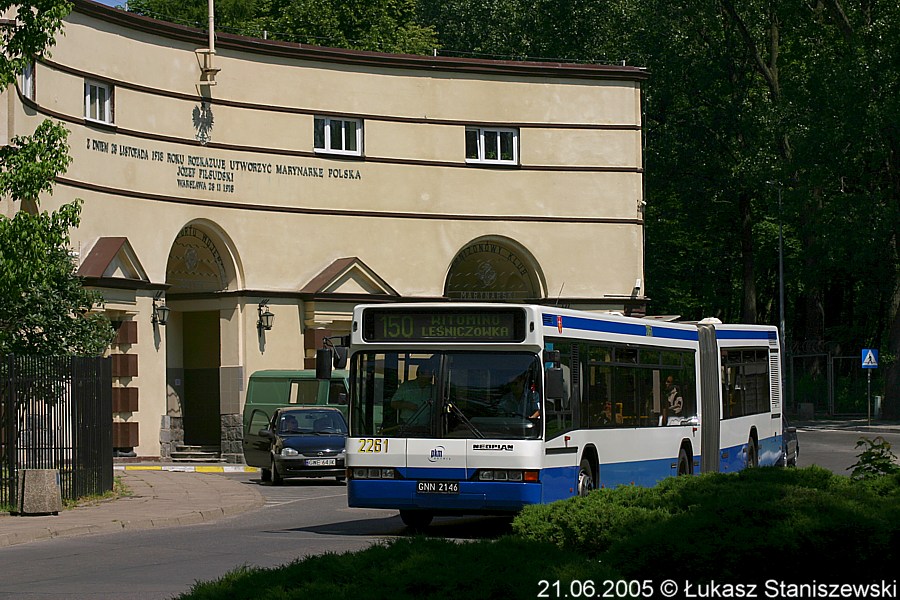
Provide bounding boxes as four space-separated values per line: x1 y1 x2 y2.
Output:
363 309 526 342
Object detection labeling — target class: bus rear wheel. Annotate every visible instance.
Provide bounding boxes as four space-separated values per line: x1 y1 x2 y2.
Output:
577 459 594 497
746 437 758 468
399 510 433 530
677 448 691 476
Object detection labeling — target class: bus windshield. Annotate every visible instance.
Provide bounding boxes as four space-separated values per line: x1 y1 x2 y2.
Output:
350 351 543 440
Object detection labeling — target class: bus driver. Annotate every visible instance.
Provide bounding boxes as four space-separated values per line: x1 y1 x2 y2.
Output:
391 359 436 425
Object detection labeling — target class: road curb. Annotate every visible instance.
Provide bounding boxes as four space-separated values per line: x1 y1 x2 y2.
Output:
114 465 259 473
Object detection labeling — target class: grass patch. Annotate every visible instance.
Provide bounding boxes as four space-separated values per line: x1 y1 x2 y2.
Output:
63 476 131 509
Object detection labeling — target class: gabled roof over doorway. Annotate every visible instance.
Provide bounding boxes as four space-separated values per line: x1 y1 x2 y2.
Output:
77 236 151 287
300 257 398 297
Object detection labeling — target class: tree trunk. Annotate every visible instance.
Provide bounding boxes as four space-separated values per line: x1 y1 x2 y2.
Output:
740 191 757 323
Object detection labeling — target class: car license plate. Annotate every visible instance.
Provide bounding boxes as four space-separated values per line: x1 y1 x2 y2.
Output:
416 481 459 494
305 458 336 466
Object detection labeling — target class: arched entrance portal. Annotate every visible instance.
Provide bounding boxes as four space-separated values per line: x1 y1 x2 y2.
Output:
164 222 241 459
444 237 545 302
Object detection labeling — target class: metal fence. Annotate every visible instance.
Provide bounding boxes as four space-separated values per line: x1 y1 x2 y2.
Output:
1 355 112 509
788 351 886 417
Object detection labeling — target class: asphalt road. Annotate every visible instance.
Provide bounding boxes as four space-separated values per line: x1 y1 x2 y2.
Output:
0 427 896 599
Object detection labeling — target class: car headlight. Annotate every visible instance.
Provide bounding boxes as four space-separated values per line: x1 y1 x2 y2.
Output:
281 447 299 457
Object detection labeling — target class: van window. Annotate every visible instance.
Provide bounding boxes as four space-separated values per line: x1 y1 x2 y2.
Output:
329 380 348 404
289 380 320 404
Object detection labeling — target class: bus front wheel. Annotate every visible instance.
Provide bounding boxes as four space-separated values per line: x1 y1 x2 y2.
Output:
577 459 594 497
399 510 433 530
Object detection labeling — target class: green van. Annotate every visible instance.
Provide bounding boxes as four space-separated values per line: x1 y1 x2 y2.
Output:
242 369 349 479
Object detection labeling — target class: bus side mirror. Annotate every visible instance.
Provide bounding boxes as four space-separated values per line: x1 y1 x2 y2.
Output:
333 344 348 369
317 336 350 378
316 348 333 380
545 367 564 401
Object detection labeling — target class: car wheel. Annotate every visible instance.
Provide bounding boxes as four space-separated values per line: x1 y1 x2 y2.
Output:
271 456 283 485
577 458 594 497
260 468 272 482
399 510 433 530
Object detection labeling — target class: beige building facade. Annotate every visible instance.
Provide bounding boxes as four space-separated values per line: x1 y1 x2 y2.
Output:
1 0 648 460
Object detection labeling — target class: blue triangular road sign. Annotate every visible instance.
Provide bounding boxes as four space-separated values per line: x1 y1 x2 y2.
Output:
862 349 879 368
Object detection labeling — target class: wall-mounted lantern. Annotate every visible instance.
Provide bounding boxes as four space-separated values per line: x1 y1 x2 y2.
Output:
257 300 274 333
152 292 170 327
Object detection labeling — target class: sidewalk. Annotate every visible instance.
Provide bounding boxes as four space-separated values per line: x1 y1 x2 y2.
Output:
0 466 265 549
793 418 900 433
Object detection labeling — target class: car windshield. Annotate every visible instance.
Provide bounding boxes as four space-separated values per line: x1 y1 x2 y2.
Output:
350 351 542 440
277 410 347 435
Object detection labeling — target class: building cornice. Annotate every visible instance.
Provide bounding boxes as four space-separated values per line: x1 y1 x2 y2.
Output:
74 0 648 83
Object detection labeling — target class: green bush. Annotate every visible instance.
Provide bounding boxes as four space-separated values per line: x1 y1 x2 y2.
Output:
514 467 900 583
177 536 621 600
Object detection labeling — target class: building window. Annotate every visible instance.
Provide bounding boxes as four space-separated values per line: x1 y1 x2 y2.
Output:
84 80 113 124
465 127 518 164
314 117 362 156
21 62 35 100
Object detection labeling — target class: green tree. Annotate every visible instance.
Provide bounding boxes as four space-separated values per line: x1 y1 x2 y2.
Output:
1 2 114 357
0 0 72 86
127 0 438 54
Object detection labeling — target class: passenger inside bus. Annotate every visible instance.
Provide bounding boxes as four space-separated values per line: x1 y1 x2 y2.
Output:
662 376 684 425
499 373 541 419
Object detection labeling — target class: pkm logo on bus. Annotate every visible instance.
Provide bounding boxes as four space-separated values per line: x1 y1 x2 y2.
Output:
428 446 451 462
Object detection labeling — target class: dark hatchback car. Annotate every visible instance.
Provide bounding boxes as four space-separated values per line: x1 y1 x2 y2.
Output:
254 407 348 484
782 415 799 467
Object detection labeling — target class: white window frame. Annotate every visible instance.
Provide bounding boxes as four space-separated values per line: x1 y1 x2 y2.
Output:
465 127 519 165
84 80 114 125
314 116 363 156
21 62 35 100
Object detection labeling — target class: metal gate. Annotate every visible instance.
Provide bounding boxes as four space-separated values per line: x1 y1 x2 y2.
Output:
789 351 886 417
1 355 112 509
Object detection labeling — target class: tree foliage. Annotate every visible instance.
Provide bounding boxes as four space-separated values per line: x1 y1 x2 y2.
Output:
0 199 114 356
0 0 72 87
128 0 437 54
1 4 113 357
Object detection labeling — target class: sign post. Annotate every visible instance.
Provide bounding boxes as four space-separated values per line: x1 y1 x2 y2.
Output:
861 349 879 426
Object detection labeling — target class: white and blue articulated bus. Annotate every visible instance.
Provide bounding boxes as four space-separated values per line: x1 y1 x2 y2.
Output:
344 303 783 528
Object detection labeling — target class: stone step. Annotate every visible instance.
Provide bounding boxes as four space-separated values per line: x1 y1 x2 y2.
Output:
171 445 222 463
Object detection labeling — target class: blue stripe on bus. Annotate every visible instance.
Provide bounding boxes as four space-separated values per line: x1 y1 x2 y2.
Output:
719 435 781 472
542 313 699 341
716 330 776 340
596 456 683 488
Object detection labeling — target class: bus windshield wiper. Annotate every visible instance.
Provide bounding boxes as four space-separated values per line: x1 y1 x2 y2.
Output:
447 401 484 439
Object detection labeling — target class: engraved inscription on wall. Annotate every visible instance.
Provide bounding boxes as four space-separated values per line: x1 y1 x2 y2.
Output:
85 137 362 196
